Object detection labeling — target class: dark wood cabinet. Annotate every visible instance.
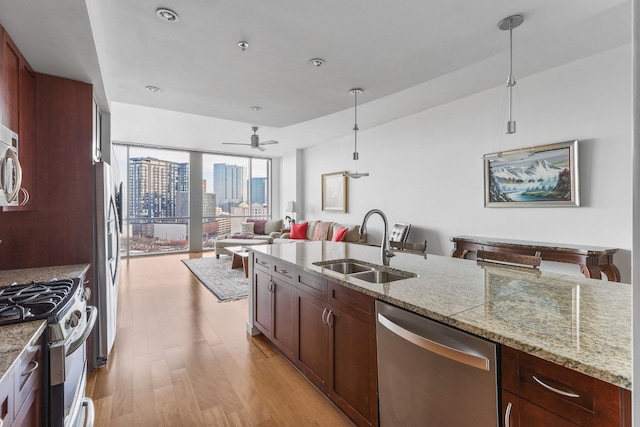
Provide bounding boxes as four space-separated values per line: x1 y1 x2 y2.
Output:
253 267 273 336
252 255 379 427
501 345 631 426
1 27 20 131
327 294 378 427
295 286 328 392
0 26 36 210
253 259 296 359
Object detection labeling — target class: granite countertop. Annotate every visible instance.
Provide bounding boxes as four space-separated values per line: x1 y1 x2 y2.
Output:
253 241 631 390
0 264 90 385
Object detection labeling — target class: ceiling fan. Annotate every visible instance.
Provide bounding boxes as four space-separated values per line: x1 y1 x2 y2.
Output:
222 126 279 151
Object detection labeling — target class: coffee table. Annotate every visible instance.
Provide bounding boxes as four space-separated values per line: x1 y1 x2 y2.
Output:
226 246 251 278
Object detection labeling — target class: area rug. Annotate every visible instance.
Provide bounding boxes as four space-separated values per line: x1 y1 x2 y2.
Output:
182 256 248 302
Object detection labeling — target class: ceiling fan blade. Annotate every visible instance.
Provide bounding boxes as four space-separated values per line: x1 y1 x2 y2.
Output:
259 140 279 145
222 142 250 146
256 145 266 152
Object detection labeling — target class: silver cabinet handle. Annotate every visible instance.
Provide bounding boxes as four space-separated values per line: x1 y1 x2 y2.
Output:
268 279 274 293
377 313 490 371
532 375 580 398
327 310 334 328
257 260 268 266
279 269 289 275
21 360 39 377
321 308 328 325
504 401 512 426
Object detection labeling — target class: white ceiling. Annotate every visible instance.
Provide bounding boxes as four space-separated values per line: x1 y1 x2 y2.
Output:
0 0 631 153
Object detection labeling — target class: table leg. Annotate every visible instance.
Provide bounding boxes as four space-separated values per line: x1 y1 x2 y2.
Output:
580 264 603 280
242 257 249 278
451 248 469 259
231 253 243 270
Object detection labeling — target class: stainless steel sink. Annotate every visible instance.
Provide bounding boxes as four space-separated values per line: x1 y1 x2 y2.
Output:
350 269 416 283
320 261 373 274
313 259 416 283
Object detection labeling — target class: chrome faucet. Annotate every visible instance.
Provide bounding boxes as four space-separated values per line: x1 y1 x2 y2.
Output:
360 209 395 267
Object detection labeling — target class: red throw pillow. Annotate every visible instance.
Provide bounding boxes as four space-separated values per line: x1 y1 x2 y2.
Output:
290 222 309 239
331 227 349 242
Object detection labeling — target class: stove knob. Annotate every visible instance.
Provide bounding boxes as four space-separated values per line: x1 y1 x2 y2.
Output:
67 312 80 328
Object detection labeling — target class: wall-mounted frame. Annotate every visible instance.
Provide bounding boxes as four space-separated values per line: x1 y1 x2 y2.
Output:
322 171 347 212
484 140 579 208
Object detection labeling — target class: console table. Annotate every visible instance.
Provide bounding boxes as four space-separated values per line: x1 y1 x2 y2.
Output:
450 235 621 282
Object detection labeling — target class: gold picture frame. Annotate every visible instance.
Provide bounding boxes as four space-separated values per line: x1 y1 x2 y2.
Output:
322 172 347 212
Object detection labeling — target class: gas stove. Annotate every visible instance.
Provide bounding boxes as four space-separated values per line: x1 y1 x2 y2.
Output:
0 278 80 326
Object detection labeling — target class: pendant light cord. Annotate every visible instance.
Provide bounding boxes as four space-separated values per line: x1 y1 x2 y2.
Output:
353 90 359 159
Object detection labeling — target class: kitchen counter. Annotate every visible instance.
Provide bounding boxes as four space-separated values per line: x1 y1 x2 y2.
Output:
0 264 90 385
252 241 631 390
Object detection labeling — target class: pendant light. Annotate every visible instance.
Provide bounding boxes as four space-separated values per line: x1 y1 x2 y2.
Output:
344 88 369 179
483 14 534 162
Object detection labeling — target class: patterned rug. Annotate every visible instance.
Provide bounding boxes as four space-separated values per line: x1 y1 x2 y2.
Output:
182 256 248 302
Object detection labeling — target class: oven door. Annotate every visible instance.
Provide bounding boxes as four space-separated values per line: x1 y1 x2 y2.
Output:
50 305 97 427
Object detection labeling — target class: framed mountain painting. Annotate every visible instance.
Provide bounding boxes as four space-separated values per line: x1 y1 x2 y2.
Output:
483 140 579 207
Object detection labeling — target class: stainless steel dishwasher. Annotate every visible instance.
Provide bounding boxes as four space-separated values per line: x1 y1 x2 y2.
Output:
376 300 498 426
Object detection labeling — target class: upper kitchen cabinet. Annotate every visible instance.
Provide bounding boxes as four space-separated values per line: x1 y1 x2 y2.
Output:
1 25 37 210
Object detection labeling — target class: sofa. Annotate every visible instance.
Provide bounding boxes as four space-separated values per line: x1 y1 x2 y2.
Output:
274 220 366 244
219 218 284 244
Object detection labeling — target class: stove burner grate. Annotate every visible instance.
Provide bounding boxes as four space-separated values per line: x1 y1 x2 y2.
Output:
0 279 76 325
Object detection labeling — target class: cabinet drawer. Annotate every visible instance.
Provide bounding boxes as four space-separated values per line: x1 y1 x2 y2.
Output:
502 346 628 426
254 255 272 273
273 262 294 283
0 370 15 427
328 282 375 325
14 334 43 415
296 271 327 300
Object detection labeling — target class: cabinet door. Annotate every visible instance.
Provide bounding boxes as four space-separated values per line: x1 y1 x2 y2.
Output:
1 29 19 130
271 278 296 359
253 268 273 336
327 305 378 427
503 390 577 427
12 385 41 427
0 369 14 427
295 289 328 392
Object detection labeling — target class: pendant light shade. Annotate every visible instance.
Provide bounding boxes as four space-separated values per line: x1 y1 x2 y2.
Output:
344 88 369 179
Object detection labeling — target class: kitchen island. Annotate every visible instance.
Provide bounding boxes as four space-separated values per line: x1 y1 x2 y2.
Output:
250 241 631 388
249 241 631 425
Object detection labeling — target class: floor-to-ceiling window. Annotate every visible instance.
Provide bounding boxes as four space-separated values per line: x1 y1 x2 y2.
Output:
114 144 272 256
202 154 272 249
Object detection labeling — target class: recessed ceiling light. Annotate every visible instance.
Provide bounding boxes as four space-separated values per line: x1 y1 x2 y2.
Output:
251 106 262 111
146 86 161 93
156 8 179 22
238 41 249 52
309 58 325 67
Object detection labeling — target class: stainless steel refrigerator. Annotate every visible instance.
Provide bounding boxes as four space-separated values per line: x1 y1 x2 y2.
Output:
94 161 122 369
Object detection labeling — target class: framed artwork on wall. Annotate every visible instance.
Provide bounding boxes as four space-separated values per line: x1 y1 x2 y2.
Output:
322 171 347 212
484 140 579 208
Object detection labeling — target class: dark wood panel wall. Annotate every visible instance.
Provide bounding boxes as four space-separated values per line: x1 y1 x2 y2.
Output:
0 73 95 272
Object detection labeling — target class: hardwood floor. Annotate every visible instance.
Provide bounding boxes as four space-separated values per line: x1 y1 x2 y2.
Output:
86 252 353 426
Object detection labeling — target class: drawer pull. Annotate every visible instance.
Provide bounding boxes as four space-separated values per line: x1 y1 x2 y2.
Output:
21 360 39 376
532 375 580 398
504 401 512 426
321 308 328 325
279 269 289 275
257 260 268 266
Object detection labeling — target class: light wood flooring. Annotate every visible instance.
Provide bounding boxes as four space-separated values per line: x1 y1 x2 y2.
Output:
86 252 353 427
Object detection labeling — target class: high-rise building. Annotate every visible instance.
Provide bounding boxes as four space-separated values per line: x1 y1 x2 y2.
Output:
129 157 189 218
213 163 247 212
251 177 267 205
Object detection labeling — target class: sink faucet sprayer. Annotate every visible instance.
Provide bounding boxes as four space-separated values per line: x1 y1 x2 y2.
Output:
360 209 395 267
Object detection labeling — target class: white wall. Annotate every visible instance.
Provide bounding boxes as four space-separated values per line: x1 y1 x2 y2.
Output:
300 45 632 282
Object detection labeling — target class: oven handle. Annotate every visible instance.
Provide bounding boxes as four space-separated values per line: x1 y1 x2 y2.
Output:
67 305 97 356
82 397 95 427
